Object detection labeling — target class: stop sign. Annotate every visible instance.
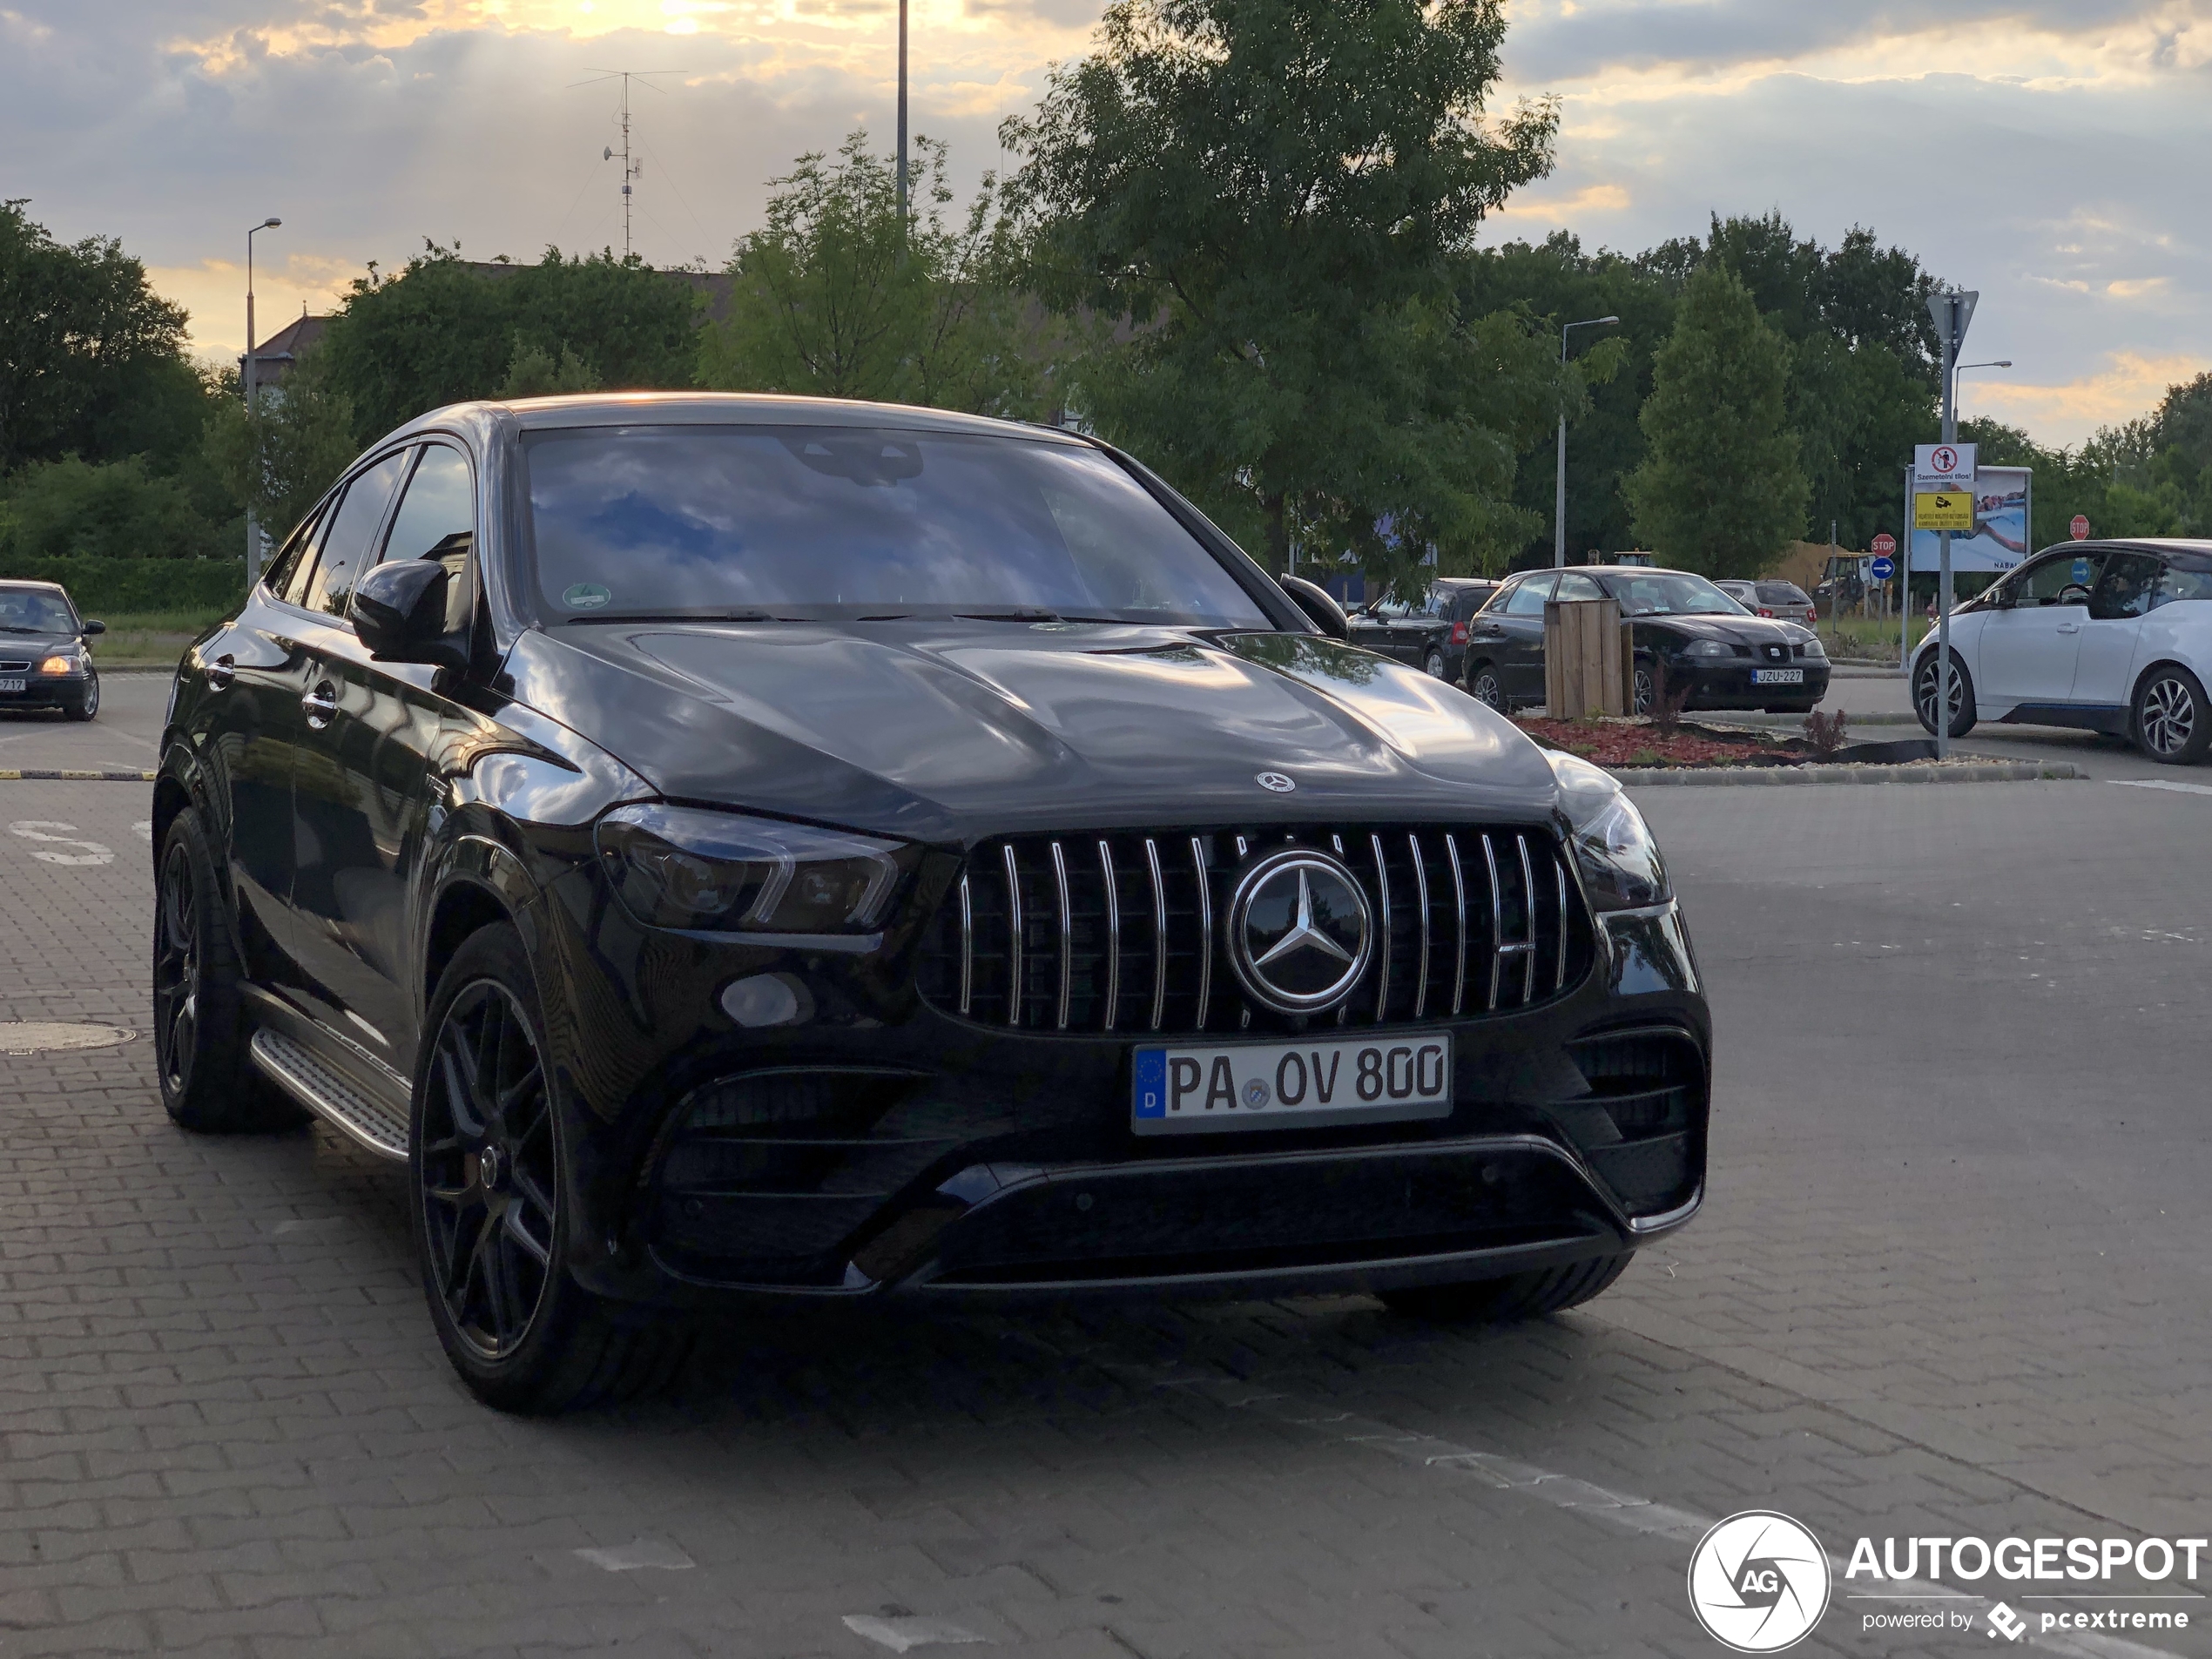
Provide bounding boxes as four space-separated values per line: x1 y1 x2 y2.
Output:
2070 515 2090 540
1871 532 1897 557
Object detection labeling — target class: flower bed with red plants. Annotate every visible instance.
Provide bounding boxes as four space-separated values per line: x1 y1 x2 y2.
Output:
1514 716 1803 770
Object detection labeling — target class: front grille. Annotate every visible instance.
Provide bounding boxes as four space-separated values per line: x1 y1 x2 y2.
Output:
918 826 1593 1037
0 659 30 673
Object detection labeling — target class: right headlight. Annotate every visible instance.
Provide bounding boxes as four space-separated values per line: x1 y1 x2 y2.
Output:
1546 750 1670 912
1681 638 1732 658
596 804 914 934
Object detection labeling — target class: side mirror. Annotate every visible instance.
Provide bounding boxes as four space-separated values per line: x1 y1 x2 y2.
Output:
1277 574 1351 641
352 558 469 671
81 619 106 637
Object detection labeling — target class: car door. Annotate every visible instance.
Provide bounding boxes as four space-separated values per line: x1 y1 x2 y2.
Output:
2071 552 2163 712
1493 572 1557 703
197 507 330 980
1974 549 2107 708
281 444 417 1055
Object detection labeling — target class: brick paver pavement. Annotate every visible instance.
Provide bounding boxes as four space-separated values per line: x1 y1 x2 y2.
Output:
2 771 2207 1656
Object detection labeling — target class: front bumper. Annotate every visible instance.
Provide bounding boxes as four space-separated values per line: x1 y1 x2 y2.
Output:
0 671 91 712
531 857 1711 1309
1676 659 1831 709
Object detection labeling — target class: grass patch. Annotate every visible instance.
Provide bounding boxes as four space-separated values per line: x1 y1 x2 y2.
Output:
86 606 228 667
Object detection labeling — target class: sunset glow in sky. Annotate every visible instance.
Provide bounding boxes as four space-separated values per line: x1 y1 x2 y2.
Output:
7 0 2210 443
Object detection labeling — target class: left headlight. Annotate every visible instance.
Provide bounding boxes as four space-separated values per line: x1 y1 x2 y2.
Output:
596 804 914 934
38 652 78 675
1546 750 1669 911
1680 638 1732 659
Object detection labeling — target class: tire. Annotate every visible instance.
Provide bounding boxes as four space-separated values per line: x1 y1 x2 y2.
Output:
1912 649 1977 738
1631 664 1655 716
1379 1251 1634 1323
413 923 691 1413
2133 664 2212 765
1424 647 1447 679
1466 663 1505 711
152 809 306 1132
64 671 98 722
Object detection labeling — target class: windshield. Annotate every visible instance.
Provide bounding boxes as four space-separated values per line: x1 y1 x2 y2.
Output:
521 425 1273 629
1600 572 1749 617
0 585 78 633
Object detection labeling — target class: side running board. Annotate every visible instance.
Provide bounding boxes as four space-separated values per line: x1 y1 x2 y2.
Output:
249 1028 409 1162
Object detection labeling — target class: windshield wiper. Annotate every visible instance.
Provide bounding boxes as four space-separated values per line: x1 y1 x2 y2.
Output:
563 610 777 625
954 609 1124 624
0 624 51 634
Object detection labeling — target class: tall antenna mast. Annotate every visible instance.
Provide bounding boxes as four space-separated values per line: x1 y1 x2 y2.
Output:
577 68 681 261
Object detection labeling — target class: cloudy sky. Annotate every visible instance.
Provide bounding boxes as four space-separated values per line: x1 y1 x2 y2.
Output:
6 0 2209 443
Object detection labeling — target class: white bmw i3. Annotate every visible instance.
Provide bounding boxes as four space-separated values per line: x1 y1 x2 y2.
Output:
1912 539 2212 763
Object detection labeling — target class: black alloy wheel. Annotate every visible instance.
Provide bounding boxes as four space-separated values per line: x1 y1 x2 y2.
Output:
2134 665 2212 764
411 923 691 1413
1379 1251 1635 1323
1424 647 1447 679
153 810 303 1131
419 977 560 1362
1467 664 1505 711
65 671 98 722
1913 650 1977 738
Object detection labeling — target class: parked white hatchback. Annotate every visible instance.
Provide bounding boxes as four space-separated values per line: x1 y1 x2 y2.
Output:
1912 540 2212 763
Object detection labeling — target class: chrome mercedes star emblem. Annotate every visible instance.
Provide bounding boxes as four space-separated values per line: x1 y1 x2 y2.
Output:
1227 849 1373 1015
1255 771 1296 793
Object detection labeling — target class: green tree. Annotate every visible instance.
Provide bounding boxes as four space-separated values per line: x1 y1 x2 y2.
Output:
318 244 698 442
203 352 361 546
0 453 239 563
496 334 603 398
1003 0 1568 587
698 132 1058 419
0 200 208 475
1625 263 1808 576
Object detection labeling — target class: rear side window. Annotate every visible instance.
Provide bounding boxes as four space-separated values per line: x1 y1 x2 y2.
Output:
1502 575 1554 616
261 508 323 604
306 450 411 618
2155 556 2212 606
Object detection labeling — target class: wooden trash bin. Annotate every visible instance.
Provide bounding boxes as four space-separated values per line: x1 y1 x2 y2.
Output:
1542 596 1631 718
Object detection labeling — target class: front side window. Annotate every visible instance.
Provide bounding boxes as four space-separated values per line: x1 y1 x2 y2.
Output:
2006 550 2106 608
1598 572 1746 617
520 426 1272 629
307 450 412 618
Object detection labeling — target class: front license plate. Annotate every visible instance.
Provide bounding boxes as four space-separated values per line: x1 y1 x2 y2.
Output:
0 679 23 692
1750 667 1804 685
1133 1034 1453 1136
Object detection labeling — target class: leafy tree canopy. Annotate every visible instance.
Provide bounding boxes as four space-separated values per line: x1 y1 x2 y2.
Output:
0 200 208 475
1624 262 1809 577
1004 0 1575 587
0 453 240 563
203 352 361 549
697 132 1060 421
317 242 698 442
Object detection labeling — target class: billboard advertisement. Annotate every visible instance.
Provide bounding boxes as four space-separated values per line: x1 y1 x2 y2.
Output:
1910 464 2031 573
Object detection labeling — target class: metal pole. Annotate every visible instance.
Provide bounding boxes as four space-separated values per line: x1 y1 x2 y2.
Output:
244 228 258 587
1553 315 1618 569
1936 297 1957 761
1900 466 1911 672
895 0 908 229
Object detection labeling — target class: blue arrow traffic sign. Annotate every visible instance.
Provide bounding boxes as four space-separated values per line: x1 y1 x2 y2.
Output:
1870 555 1895 581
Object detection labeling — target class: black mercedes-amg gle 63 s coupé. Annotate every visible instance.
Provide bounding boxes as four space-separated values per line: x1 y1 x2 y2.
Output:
153 395 1709 1411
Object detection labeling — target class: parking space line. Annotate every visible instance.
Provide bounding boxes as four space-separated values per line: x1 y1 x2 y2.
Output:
2111 779 2212 798
1133 1372 2184 1659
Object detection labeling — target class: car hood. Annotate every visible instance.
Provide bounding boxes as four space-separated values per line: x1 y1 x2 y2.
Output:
502 621 1563 843
1630 612 1810 649
0 629 78 658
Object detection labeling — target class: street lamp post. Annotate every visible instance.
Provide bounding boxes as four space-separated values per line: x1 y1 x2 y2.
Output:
1555 315 1620 567
894 0 908 229
244 216 282 586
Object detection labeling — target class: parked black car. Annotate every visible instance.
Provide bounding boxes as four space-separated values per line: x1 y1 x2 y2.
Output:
1463 565 1830 714
0 579 104 721
1426 577 1502 687
1345 590 1456 676
154 395 1710 1412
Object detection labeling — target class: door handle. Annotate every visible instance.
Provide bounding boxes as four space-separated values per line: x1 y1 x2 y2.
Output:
2056 622 2081 634
204 653 235 691
300 682 339 729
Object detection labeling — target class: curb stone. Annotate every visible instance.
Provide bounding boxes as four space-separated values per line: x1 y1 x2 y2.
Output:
1613 760 2081 786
